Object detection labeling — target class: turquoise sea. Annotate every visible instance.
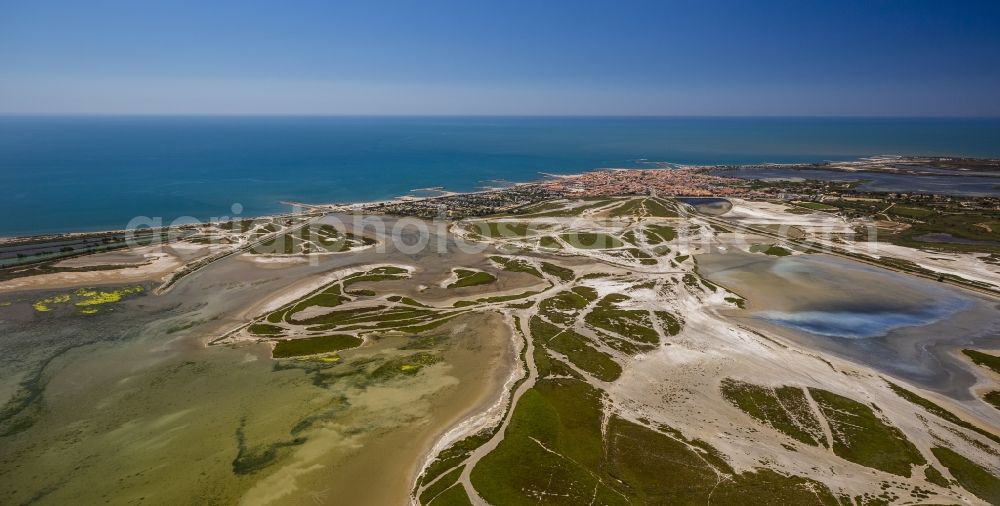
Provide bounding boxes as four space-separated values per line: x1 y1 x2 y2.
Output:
2 116 999 237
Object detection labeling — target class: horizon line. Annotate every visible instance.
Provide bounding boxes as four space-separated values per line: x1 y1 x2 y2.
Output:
3 113 1000 120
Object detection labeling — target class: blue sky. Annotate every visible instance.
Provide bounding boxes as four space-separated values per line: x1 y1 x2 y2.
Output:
1 0 999 115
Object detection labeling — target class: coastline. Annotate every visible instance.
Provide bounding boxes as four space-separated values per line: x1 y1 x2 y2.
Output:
0 175 563 243
4 153 999 244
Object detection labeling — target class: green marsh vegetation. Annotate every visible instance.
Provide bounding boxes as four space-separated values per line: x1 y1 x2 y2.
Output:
345 288 376 296
570 285 597 302
793 201 839 211
608 198 648 217
962 349 1000 374
467 222 540 239
452 290 540 308
395 194 1000 504
295 292 349 311
259 267 410 326
985 391 1000 410
643 224 676 244
469 379 623 505
216 219 258 232
608 248 657 265
931 447 1000 504
720 379 826 447
530 316 621 382
809 388 925 477
923 465 950 488
419 466 465 505
885 380 1000 444
721 383 950 480
608 197 679 218
447 269 497 289
539 261 574 281
271 335 363 358
546 329 622 382
387 295 429 307
820 197 1000 253
682 273 700 288
470 377 843 506
249 323 285 336
505 300 534 309
512 198 618 218
750 243 792 256
643 198 679 218
249 223 375 255
278 286 348 322
425 484 472 506
293 305 453 329
393 314 467 333
558 232 624 249
620 229 640 246
537 235 563 250
489 256 542 278
724 296 747 309
589 329 649 356
419 430 495 488
342 266 409 286
511 201 567 215
249 265 472 359
606 419 844 505
538 290 590 325
583 293 679 343
251 231 299 255
652 245 670 257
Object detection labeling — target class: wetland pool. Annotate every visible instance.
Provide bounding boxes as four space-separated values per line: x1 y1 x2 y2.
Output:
698 251 1000 400
714 167 1000 197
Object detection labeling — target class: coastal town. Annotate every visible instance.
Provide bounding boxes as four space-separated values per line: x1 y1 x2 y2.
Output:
349 158 999 220
351 168 766 219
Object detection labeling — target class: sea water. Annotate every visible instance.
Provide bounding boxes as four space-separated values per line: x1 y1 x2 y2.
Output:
2 116 999 237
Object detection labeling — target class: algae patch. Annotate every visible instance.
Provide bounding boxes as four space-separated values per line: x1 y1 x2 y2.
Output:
32 285 144 314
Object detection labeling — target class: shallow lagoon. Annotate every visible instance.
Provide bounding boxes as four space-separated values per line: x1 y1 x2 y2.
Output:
698 251 1000 400
676 197 733 216
751 257 974 339
717 167 1000 196
758 302 971 339
0 218 517 505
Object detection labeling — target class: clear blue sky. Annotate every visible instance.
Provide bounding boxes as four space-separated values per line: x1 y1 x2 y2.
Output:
1 0 998 115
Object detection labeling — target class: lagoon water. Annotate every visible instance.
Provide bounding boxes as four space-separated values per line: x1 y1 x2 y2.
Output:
758 303 971 339
3 116 1000 237
720 166 1000 197
0 216 517 505
698 251 1000 398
